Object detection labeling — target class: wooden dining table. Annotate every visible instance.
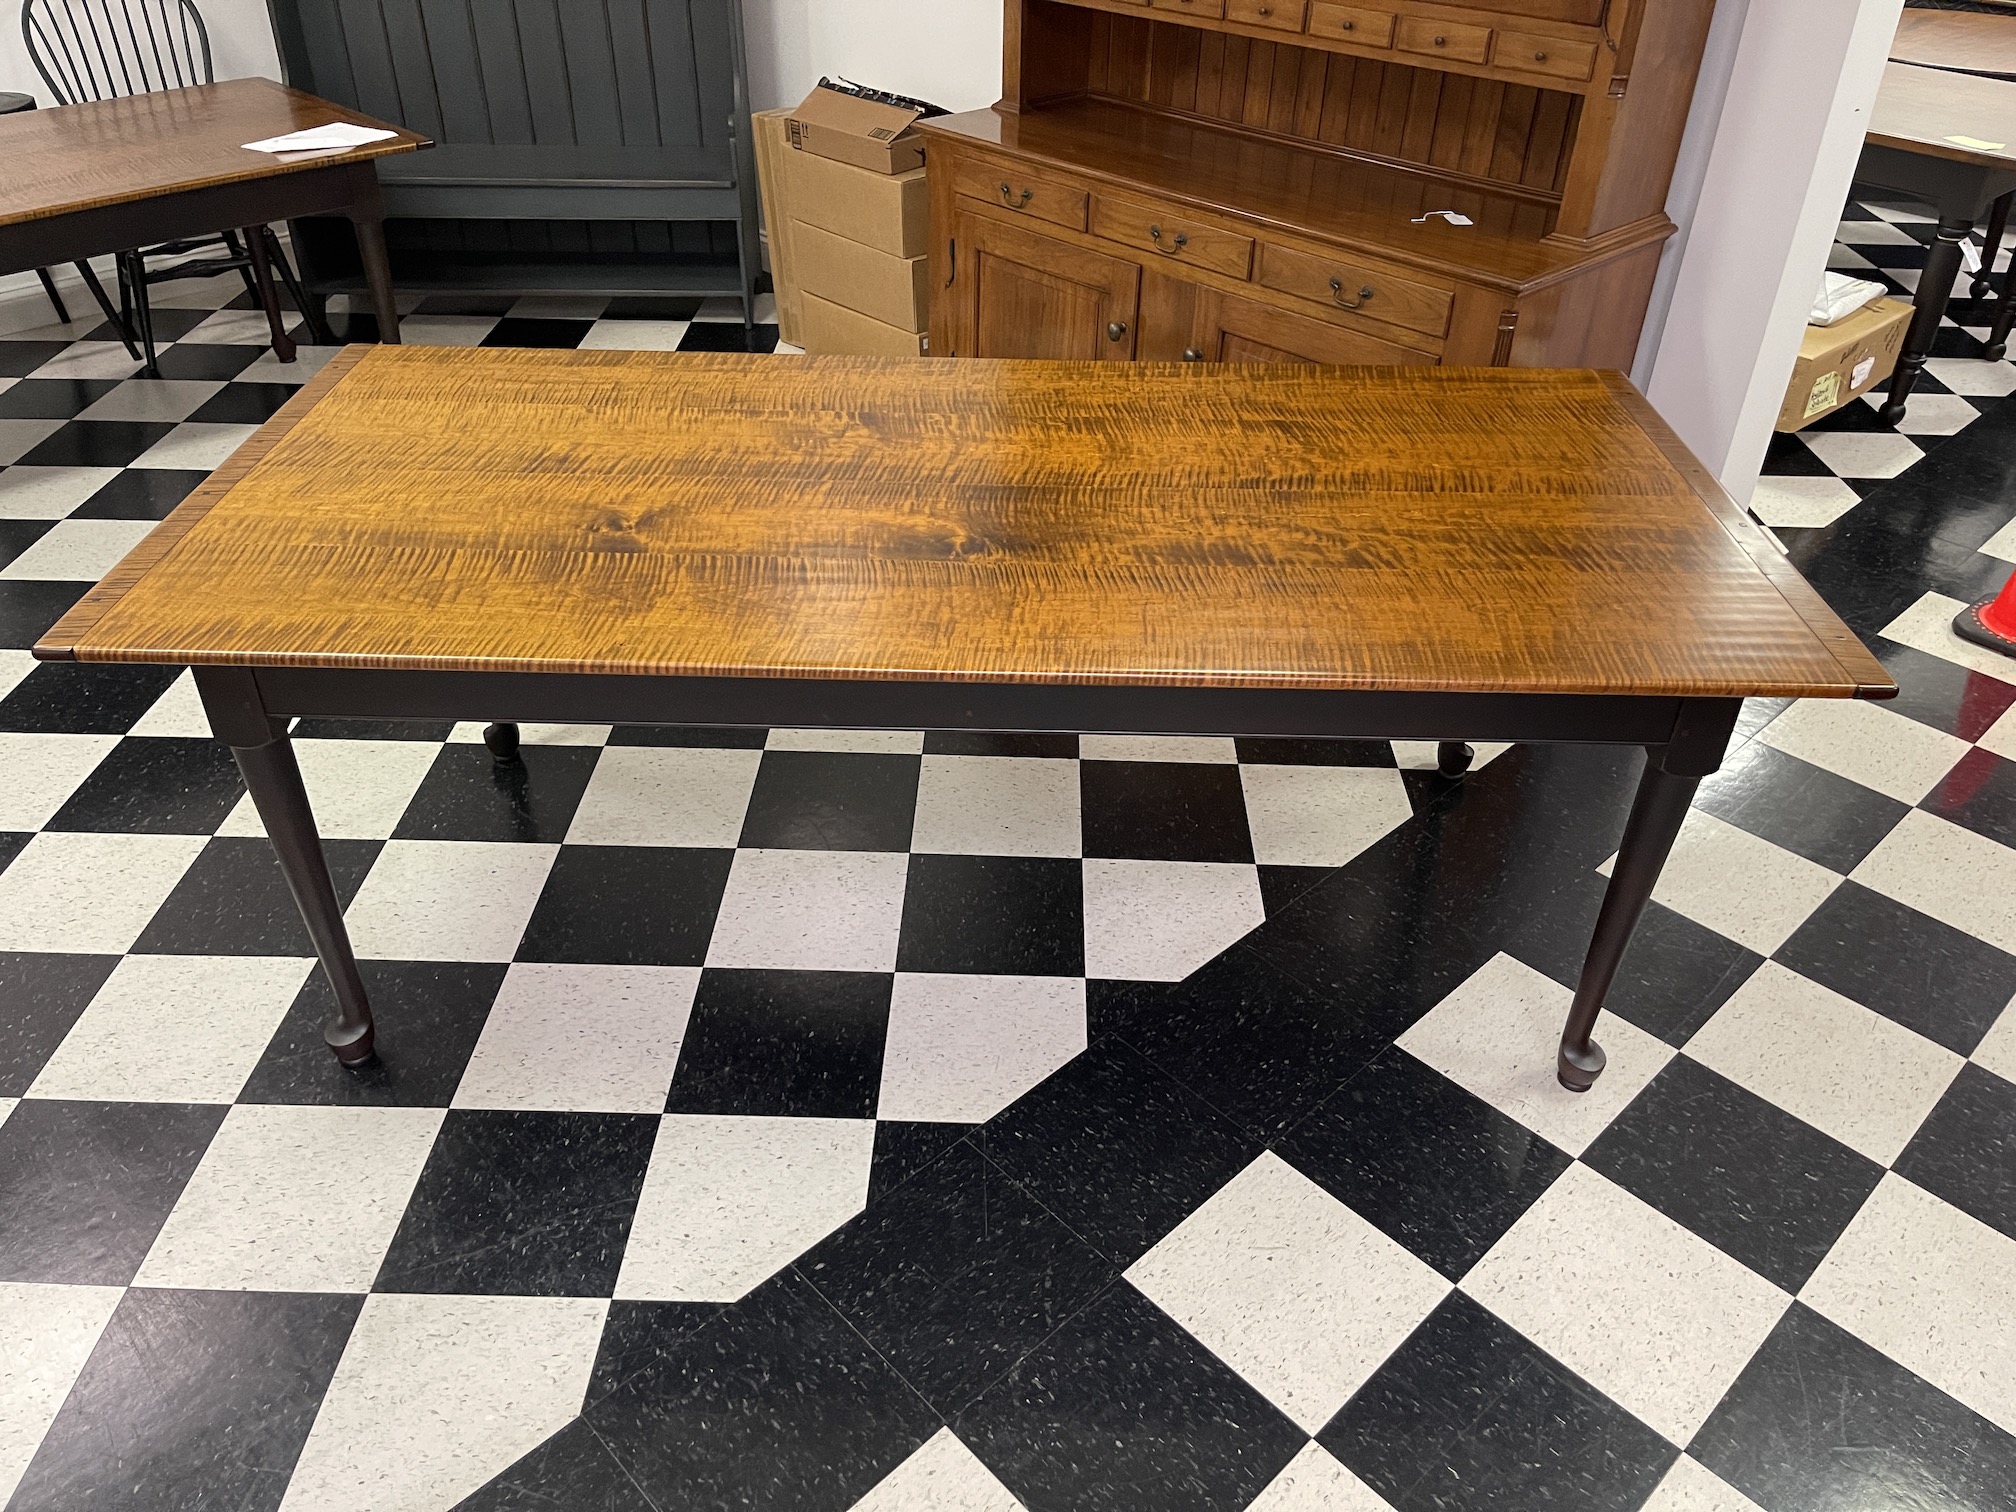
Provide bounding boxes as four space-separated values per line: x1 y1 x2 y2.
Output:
0 76 429 348
33 349 1895 1094
1891 5 2016 75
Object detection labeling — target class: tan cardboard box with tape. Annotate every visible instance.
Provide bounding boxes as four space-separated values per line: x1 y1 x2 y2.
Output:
785 81 926 175
1775 297 1914 432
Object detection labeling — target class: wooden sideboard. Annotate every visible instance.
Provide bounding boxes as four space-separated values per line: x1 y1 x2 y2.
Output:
919 0 1716 367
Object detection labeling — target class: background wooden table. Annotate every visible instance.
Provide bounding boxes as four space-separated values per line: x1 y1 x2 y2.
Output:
1891 6 2016 74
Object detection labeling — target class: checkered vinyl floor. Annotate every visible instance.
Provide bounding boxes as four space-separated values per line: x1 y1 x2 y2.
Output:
1 223 2014 1512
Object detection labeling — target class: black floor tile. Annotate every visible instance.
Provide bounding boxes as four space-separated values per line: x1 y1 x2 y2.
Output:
1774 881 2016 1055
0 579 89 648
802 1138 1114 1415
16 417 176 466
515 845 734 967
1691 1304 2016 1512
291 717 457 741
1894 1063 2016 1244
0 951 124 1096
239 960 507 1107
0 519 51 568
924 731 1080 758
0 1098 227 1284
979 1037 1263 1266
1233 737 1397 766
953 1281 1304 1512
1920 746 2016 849
1279 1049 1571 1280
1761 430 1835 476
3 1287 362 1512
0 829 24 874
0 661 180 732
392 743 598 843
896 853 1084 976
1255 863 1335 916
71 465 209 519
585 1267 937 1510
482 317 594 348
1321 1292 1675 1512
132 836 381 955
1585 1056 1884 1291
457 1418 655 1512
416 294 519 315
146 343 268 381
738 750 920 851
1080 760 1253 863
1870 637 2016 742
675 322 780 353
0 341 73 377
588 1301 726 1406
869 1118 972 1204
187 382 300 424
603 296 704 319
1694 740 1911 872
374 1108 659 1295
608 723 768 748
44 735 244 833
663 967 890 1118
103 307 217 342
0 377 121 416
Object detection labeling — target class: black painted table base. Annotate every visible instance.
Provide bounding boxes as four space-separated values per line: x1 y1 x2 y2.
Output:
194 665 1740 1094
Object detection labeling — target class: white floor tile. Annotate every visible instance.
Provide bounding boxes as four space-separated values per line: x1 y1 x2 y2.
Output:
1757 696 1970 804
22 342 141 380
1973 997 2016 1082
1683 961 1962 1164
1463 1165 1788 1443
0 732 120 829
234 346 340 384
0 831 205 952
692 295 748 322
0 651 33 703
76 380 223 422
877 974 1087 1123
1396 953 1672 1156
1801 1174 2016 1435
1798 430 1924 479
129 422 258 471
1834 218 1922 245
705 849 909 972
1983 513 2016 564
0 1282 124 1507
1881 592 2016 686
398 315 500 346
615 1114 874 1301
1244 1442 1396 1511
177 309 281 345
1868 391 1983 437
219 737 440 840
126 670 211 738
0 1098 12 1131
0 466 120 520
1637 1455 1770 1512
1390 740 1510 771
446 721 609 747
564 746 761 847
1241 764 1412 867
848 1427 1027 1512
1129 1152 1449 1432
28 954 310 1103
1852 808 2016 954
1925 356 2016 397
763 728 925 754
0 420 65 465
344 840 557 962
0 313 108 343
278 1292 606 1512
1081 859 1264 981
144 272 247 309
507 295 609 320
0 519 154 581
1826 244 1876 271
578 319 692 351
1079 734 1237 763
911 755 1081 858
452 963 699 1114
135 1104 444 1291
1604 808 1840 956
1747 475 1861 530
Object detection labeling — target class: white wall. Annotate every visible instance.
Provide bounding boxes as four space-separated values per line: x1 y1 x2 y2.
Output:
0 0 279 101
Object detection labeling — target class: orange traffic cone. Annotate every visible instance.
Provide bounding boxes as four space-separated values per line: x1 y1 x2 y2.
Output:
1955 571 2016 658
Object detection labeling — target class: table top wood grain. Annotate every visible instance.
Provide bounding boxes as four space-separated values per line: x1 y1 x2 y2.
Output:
1891 7 2016 77
1867 61 2016 168
36 346 1892 701
0 77 428 228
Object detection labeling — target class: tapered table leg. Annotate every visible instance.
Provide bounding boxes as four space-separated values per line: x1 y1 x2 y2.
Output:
242 225 298 364
1437 741 1474 778
1881 213 1971 425
352 212 401 343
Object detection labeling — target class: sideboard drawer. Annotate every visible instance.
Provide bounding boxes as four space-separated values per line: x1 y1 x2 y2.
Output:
1149 0 1226 17
953 159 1089 233
1307 2 1394 46
1091 194 1255 280
1226 0 1308 32
1493 29 1598 82
1394 16 1492 65
1256 242 1452 338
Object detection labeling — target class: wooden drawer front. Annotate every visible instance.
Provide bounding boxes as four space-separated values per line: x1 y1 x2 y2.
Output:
1493 29 1597 82
1226 0 1308 32
1149 0 1226 17
953 159 1088 233
1195 290 1438 366
1307 3 1394 46
1091 195 1255 280
1256 242 1451 339
1394 16 1492 65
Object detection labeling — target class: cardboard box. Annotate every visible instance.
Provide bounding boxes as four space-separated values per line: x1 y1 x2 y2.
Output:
786 83 925 175
1776 296 1914 432
795 221 929 331
752 109 804 347
789 149 929 260
801 292 927 359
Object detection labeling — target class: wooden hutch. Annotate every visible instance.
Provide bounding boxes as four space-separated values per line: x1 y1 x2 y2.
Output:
918 0 1716 367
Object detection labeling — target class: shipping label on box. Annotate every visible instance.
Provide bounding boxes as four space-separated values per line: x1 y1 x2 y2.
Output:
1776 297 1914 432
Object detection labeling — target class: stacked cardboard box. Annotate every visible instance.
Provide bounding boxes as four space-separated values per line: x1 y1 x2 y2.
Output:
1774 297 1914 432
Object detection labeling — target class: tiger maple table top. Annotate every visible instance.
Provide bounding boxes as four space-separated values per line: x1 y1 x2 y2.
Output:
36 347 1893 702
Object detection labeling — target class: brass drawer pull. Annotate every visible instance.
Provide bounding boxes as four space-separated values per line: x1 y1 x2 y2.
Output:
1533 49 1548 60
1000 183 1034 208
1432 34 1447 45
1337 17 1353 27
1330 277 1376 309
1149 224 1191 254
1108 321 1130 342
1183 347 1206 361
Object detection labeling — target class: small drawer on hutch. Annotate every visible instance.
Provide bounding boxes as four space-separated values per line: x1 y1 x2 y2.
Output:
1256 242 1452 338
1493 30 1598 82
954 159 1089 232
1149 0 1227 16
1394 16 1492 64
1091 194 1255 278
1307 2 1394 46
1226 0 1308 32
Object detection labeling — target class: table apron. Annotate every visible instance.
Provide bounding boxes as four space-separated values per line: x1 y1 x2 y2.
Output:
0 160 383 275
1855 143 2016 220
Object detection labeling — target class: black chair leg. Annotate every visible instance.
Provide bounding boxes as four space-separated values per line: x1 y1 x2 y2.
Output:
1975 193 2012 301
219 228 263 305
120 251 161 377
34 268 70 325
242 226 298 363
75 262 140 358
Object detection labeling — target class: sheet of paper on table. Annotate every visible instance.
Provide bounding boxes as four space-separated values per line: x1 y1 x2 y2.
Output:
242 122 397 154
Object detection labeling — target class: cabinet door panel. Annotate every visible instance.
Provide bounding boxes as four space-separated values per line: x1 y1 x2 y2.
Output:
1190 288 1438 365
956 212 1141 361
